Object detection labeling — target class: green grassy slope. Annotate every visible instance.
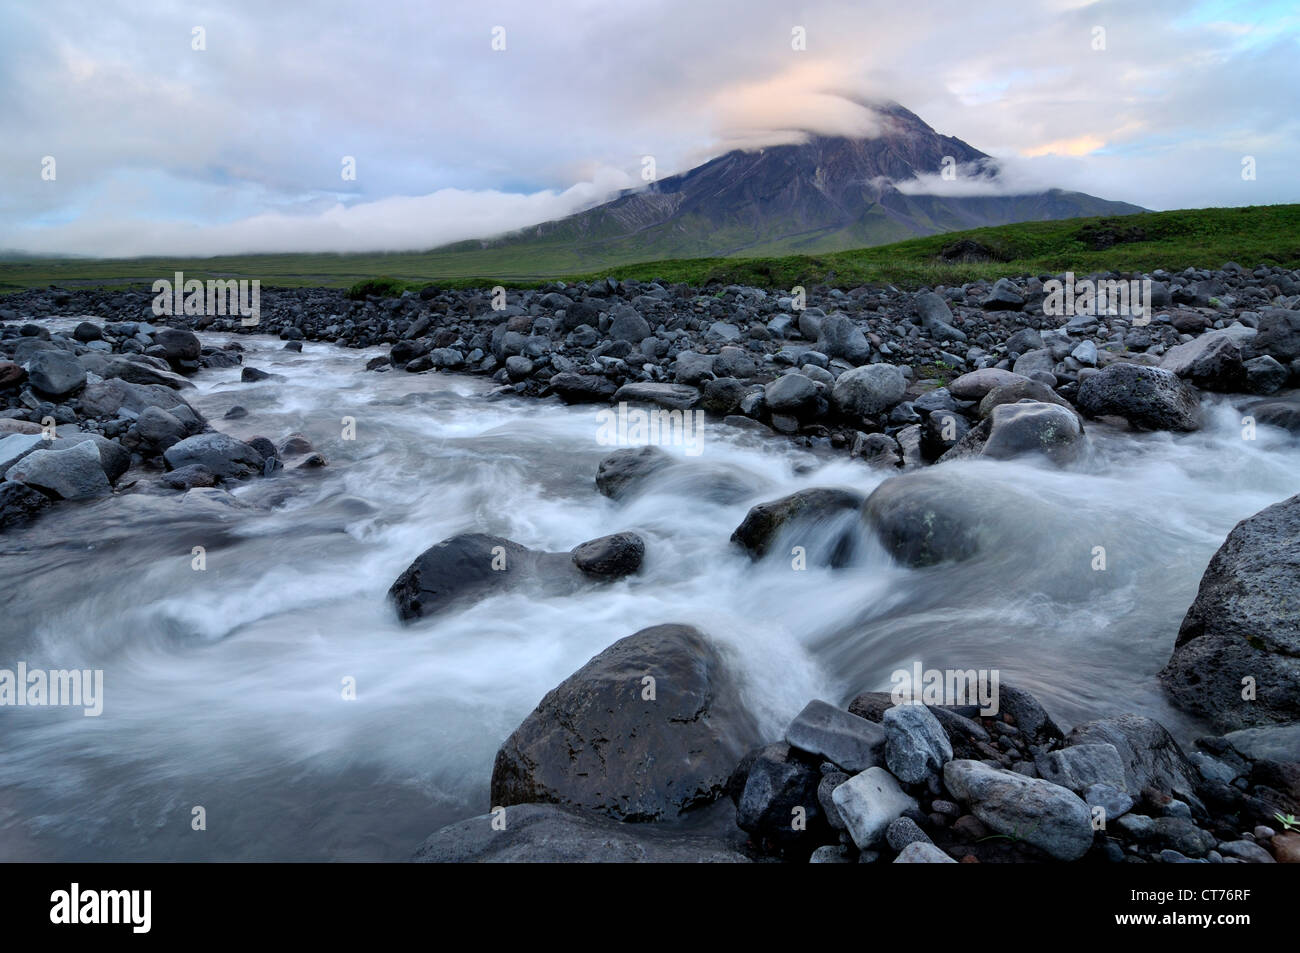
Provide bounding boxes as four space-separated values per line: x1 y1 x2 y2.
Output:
1 204 1296 294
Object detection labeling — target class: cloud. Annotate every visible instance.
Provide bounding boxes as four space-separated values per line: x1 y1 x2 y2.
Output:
0 0 1297 257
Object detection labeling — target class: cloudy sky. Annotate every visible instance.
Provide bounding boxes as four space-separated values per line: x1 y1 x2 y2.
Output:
2 0 1297 257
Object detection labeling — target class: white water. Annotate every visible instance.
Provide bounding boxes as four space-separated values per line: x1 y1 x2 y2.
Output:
1 326 1296 859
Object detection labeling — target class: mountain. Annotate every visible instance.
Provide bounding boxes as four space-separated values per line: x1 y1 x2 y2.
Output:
439 102 1144 272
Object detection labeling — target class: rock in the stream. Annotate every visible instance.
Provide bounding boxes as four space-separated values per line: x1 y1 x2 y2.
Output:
730 487 863 565
1076 363 1201 431
490 623 760 821
594 445 673 500
163 432 265 480
570 531 645 577
1160 493 1300 730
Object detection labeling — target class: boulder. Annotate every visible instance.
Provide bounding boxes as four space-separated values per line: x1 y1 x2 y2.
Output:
764 373 820 417
883 704 953 783
735 743 824 845
163 432 265 480
978 400 1086 465
893 842 956 863
914 292 968 343
1076 363 1201 431
24 349 86 398
611 382 699 411
949 368 1028 401
1065 715 1203 811
4 439 110 500
784 700 886 772
1037 743 1128 794
570 531 645 576
595 445 673 500
831 766 918 850
729 487 863 564
1160 493 1300 730
943 759 1094 861
548 372 617 404
831 363 907 419
1252 308 1300 362
491 624 760 821
1159 331 1244 390
0 481 52 529
816 314 872 363
862 471 984 567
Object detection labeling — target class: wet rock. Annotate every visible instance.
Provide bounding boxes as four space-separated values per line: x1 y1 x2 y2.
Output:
730 487 863 564
0 480 52 529
163 432 265 480
570 531 645 577
736 743 823 846
25 350 86 398
1076 363 1200 431
595 445 672 500
548 372 617 404
1161 493 1300 730
1066 715 1203 811
491 623 760 821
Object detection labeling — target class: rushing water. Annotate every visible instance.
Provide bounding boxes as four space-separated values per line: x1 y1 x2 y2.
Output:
1 325 1296 860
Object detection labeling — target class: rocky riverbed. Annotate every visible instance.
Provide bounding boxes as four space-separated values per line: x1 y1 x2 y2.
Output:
1 265 1297 862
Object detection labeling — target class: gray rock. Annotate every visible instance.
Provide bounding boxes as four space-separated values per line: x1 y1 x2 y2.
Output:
915 292 968 343
831 363 907 419
24 350 86 398
943 759 1094 861
1159 331 1244 390
883 704 953 783
1066 715 1203 811
570 531 645 577
1221 723 1300 762
4 439 109 500
979 400 1086 465
608 307 651 342
1039 743 1128 794
492 624 760 821
1076 363 1200 431
736 743 823 843
1084 783 1135 820
730 487 863 564
163 432 264 480
673 351 716 385
595 445 672 500
548 372 617 404
1216 839 1275 863
885 815 933 852
831 766 918 850
784 700 886 772
893 842 955 863
764 373 820 417
0 433 45 473
1160 493 1300 730
611 382 700 411
982 278 1025 310
949 368 1029 400
816 314 872 363
1253 308 1300 362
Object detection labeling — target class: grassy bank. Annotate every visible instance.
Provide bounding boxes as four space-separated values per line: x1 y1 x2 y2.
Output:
2 204 1297 296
